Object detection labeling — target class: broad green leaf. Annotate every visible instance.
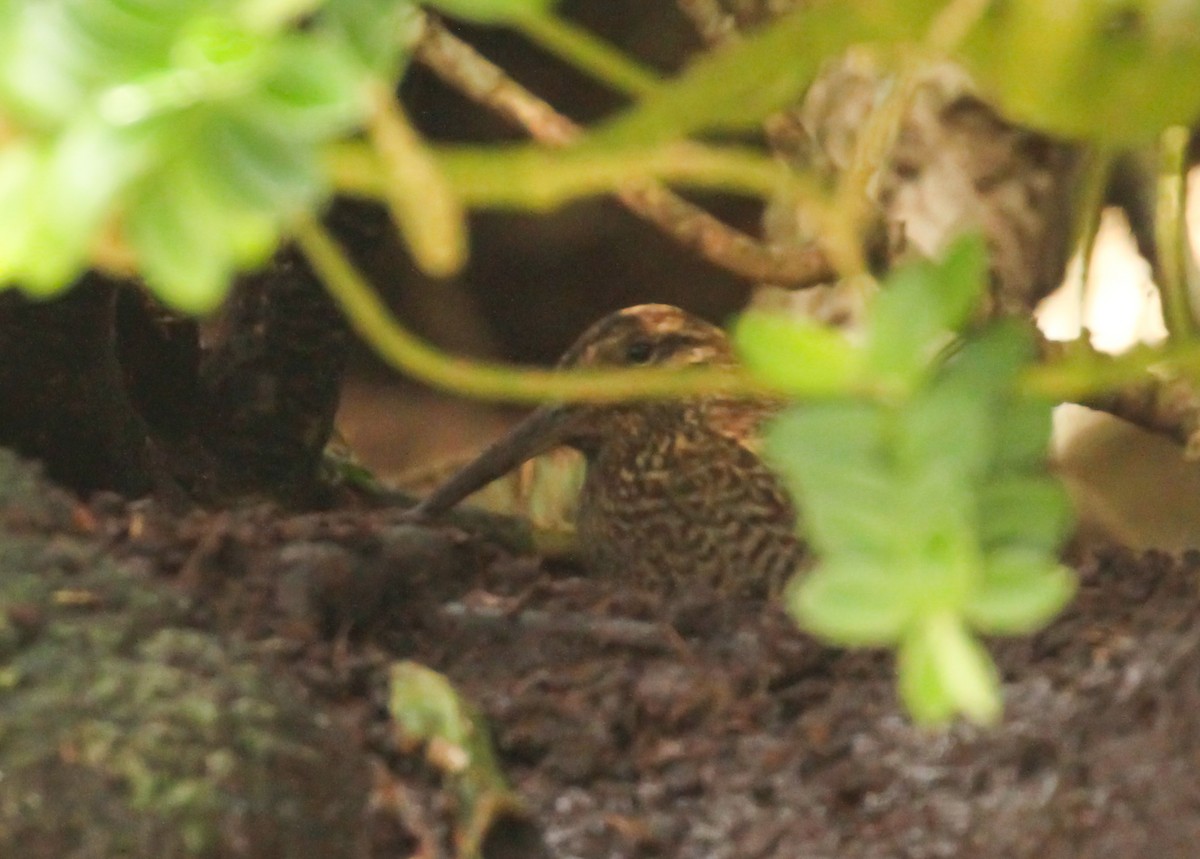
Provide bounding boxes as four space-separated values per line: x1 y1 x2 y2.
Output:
900 613 1001 725
898 380 992 483
23 122 149 288
0 143 43 284
425 0 558 25
254 34 367 137
127 157 244 315
197 109 319 212
991 396 1055 469
0 3 91 125
865 235 992 392
0 1 373 308
765 403 902 556
937 321 1034 398
978 475 1073 552
967 551 1076 634
787 558 912 645
321 0 420 77
959 0 1200 144
732 310 859 396
929 234 989 329
898 622 957 724
591 2 937 147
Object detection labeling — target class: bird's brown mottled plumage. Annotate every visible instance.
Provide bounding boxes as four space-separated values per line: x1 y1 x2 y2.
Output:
410 304 803 596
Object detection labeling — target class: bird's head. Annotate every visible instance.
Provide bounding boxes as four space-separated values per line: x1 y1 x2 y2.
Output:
558 304 735 371
409 304 733 518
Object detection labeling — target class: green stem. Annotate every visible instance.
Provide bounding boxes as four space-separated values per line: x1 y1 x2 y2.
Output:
1156 125 1194 340
365 83 467 277
513 13 660 98
1023 337 1200 400
1071 147 1115 296
291 214 775 404
326 138 823 212
436 140 800 209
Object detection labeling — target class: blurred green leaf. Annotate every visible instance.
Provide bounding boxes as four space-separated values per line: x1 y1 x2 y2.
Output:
786 557 911 645
978 476 1073 553
757 239 1073 724
865 234 990 392
591 2 937 147
126 155 269 315
322 0 420 76
732 310 860 395
197 110 317 211
0 0 373 311
253 34 368 135
959 0 1200 144
899 613 1001 726
766 402 900 557
967 551 1076 634
898 380 991 484
389 661 526 857
425 0 558 25
992 396 1056 469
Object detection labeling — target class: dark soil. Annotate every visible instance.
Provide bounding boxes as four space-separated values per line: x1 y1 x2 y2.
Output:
12 461 1196 858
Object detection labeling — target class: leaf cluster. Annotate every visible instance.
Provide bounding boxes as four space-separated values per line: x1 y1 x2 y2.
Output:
0 0 416 312
738 238 1075 723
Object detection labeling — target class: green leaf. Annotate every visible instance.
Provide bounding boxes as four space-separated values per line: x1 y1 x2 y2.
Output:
959 0 1200 144
126 156 268 315
930 233 989 329
991 396 1055 469
591 2 936 147
197 109 319 212
388 661 525 857
322 0 420 76
0 143 44 286
899 613 1001 725
0 2 373 307
0 3 91 125
425 0 558 25
787 558 912 645
898 380 992 483
865 234 991 391
765 403 902 557
254 34 367 137
967 551 1076 634
938 320 1034 397
27 122 149 287
732 309 859 396
978 475 1073 553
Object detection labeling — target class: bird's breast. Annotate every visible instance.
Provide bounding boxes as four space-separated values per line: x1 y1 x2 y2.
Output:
575 425 804 596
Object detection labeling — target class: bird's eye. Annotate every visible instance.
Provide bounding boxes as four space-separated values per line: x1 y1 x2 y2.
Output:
624 339 655 364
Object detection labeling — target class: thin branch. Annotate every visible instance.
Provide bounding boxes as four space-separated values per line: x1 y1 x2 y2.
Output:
1032 333 1200 456
292 213 786 404
413 15 836 288
1156 125 1195 340
1086 372 1200 458
512 12 661 98
1070 148 1116 293
365 82 466 277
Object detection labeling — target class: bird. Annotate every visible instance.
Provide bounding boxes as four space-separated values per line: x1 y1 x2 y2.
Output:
408 304 804 597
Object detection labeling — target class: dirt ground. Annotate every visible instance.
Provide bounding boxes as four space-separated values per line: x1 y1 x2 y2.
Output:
4 448 1195 859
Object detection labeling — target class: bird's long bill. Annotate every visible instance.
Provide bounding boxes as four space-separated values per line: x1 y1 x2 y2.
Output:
410 403 580 518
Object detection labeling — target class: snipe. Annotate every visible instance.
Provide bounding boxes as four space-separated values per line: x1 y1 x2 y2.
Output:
410 304 803 596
